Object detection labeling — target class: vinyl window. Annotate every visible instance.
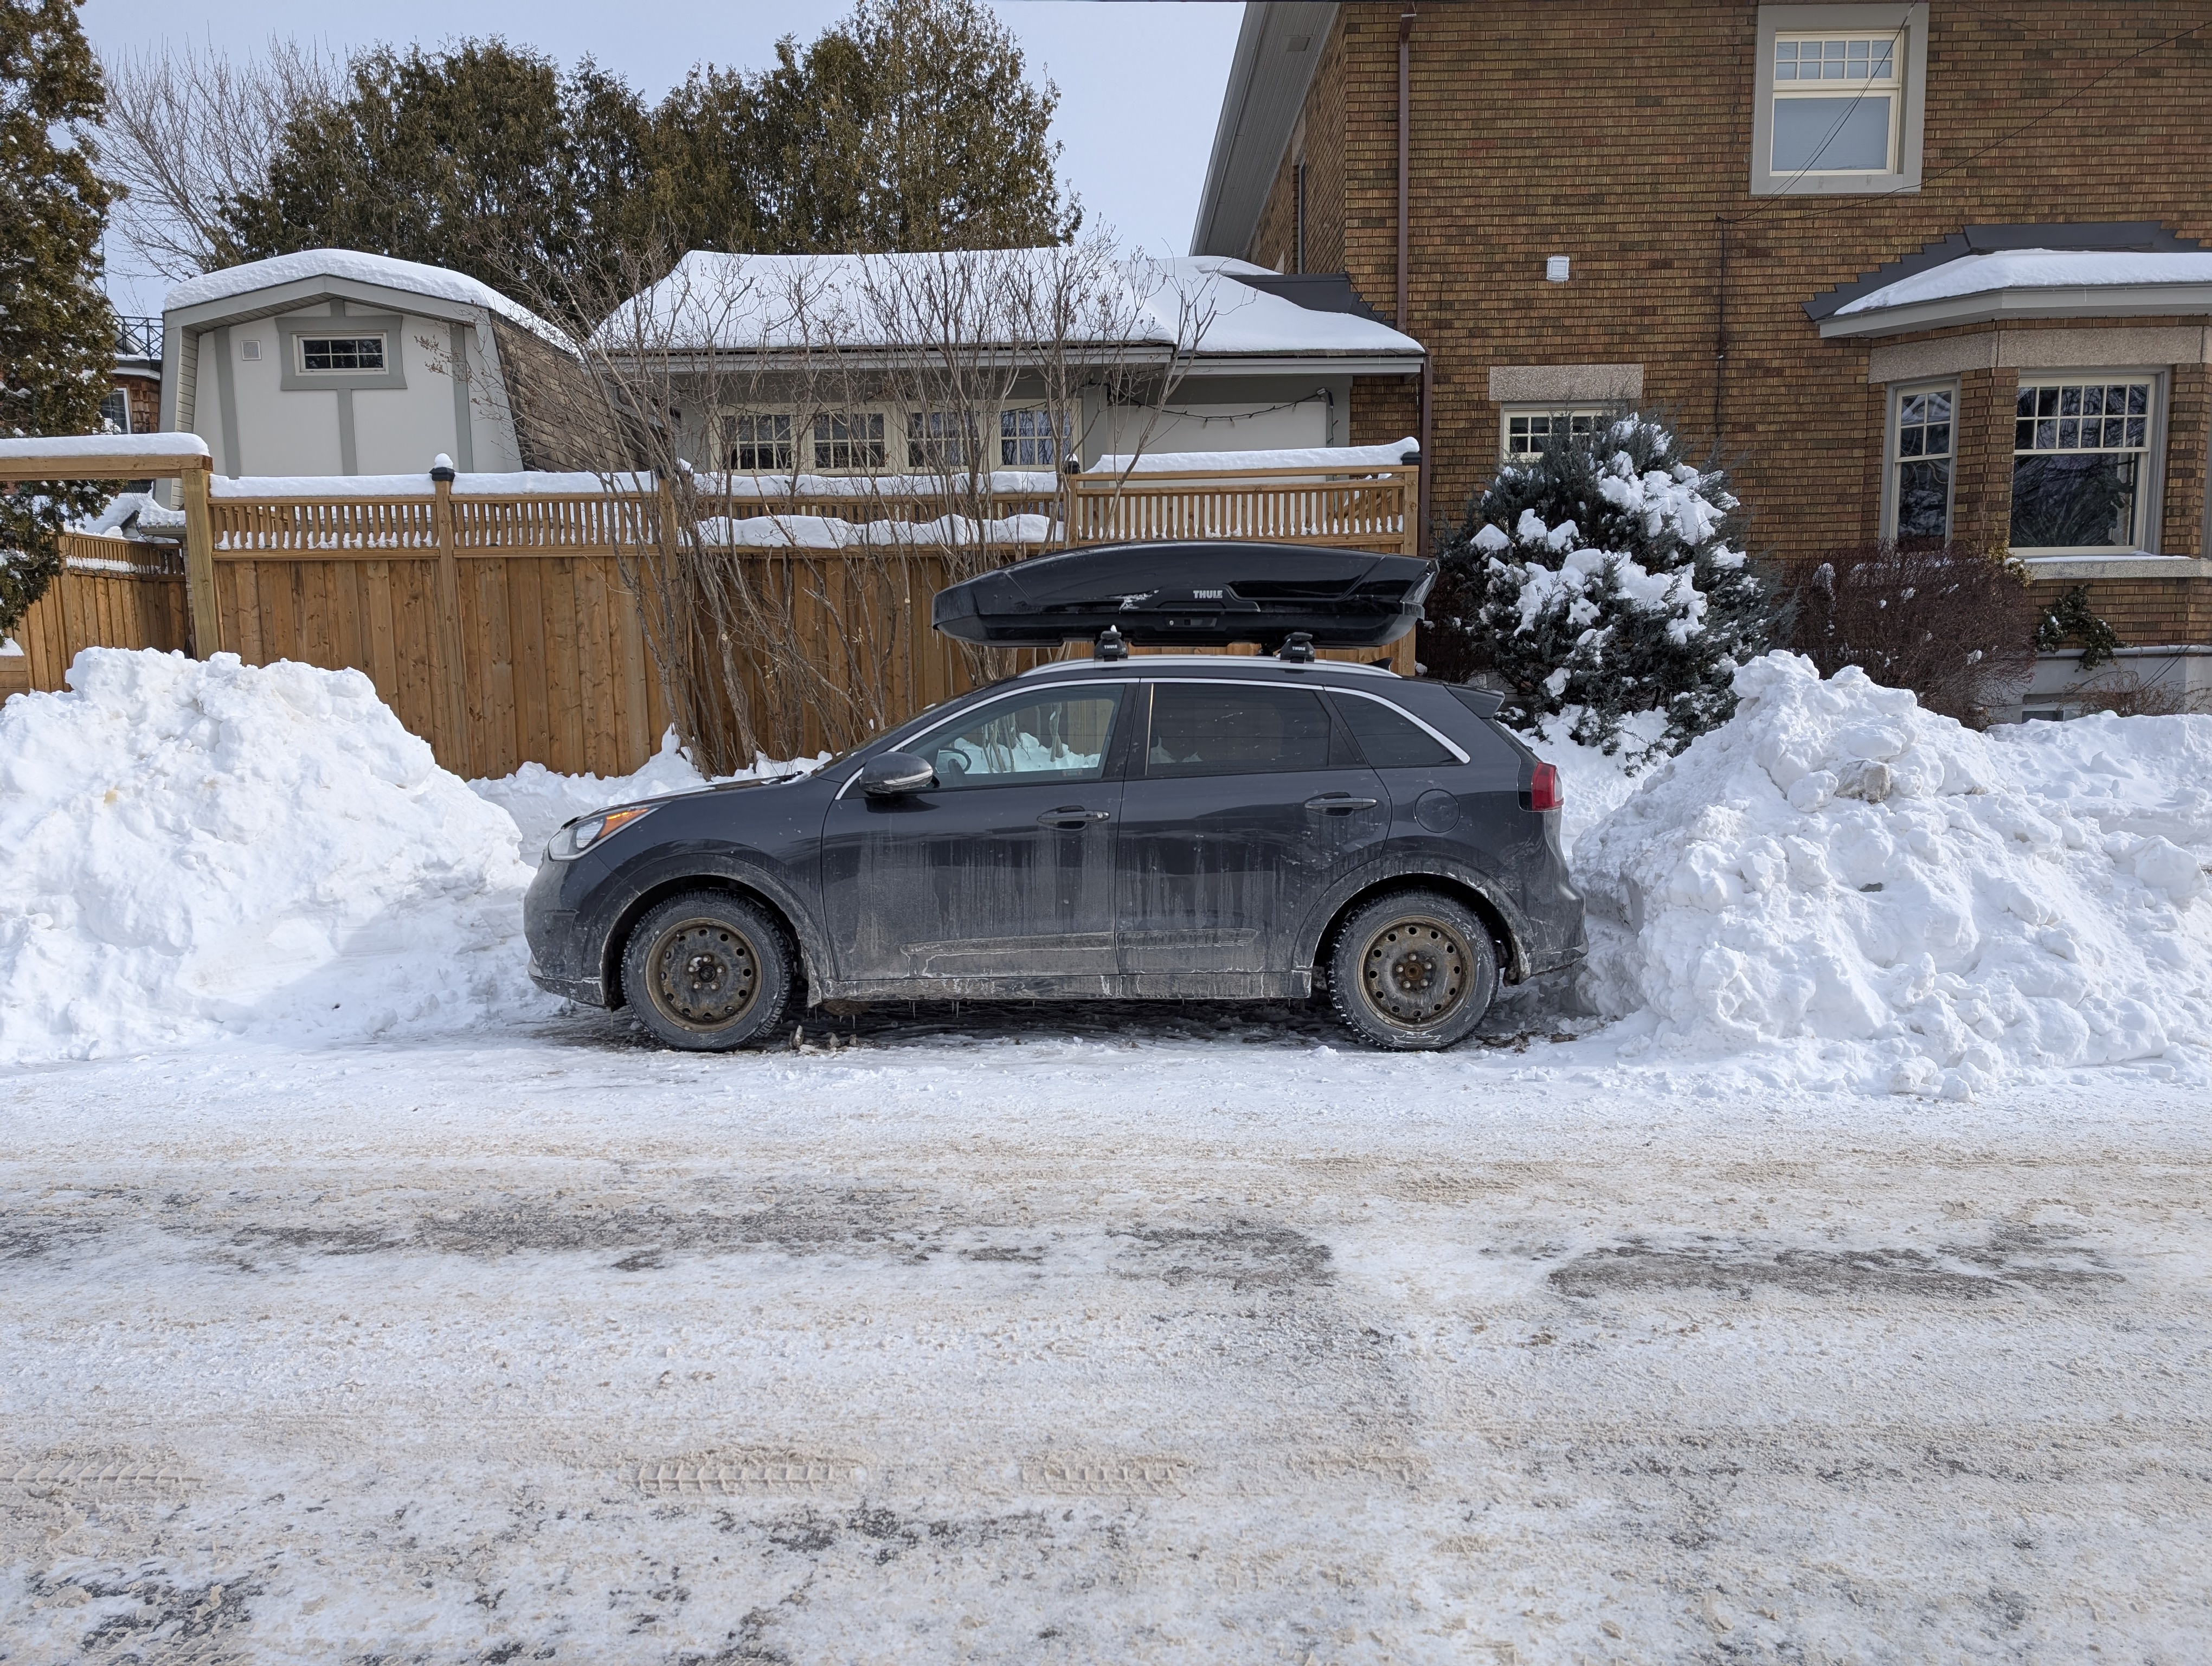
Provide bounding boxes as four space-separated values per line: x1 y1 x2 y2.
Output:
1000 408 1067 469
908 411 981 470
2010 377 2158 553
725 413 793 472
297 335 387 374
1501 408 1604 462
1889 384 1954 542
1751 6 1926 196
812 412 886 472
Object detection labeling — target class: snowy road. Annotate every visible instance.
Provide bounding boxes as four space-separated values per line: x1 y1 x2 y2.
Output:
4 1005 2209 1663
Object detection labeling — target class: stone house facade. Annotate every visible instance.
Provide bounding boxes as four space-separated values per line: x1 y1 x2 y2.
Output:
1191 1 2212 709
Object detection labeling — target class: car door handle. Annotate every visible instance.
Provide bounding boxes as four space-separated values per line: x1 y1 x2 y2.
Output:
1305 794 1379 812
1037 807 1111 826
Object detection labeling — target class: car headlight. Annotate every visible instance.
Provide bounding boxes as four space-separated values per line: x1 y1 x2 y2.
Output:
546 803 658 862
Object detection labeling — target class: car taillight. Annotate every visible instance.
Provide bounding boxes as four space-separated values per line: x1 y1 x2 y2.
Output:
1528 761 1561 813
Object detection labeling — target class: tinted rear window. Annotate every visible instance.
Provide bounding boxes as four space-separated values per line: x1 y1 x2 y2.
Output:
1329 692 1455 767
1146 684 1338 776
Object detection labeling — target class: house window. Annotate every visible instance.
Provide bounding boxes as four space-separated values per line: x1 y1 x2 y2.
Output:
297 335 387 373
1501 408 1604 461
1000 408 1066 469
726 414 793 472
99 389 131 434
908 411 980 470
1891 385 1953 542
1752 7 1926 196
2010 378 2156 552
812 412 885 472
1771 35 1901 174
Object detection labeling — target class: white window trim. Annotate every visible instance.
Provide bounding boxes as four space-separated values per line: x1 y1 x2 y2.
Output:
2009 368 2169 558
807 409 890 475
1751 4 1927 197
1498 405 1609 461
1881 377 1958 542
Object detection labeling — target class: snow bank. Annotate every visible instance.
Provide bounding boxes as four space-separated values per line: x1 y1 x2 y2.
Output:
0 650 552 1065
469 734 828 864
1577 652 2212 1094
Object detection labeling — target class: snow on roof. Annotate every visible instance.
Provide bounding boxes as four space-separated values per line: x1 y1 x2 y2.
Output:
164 250 573 350
1835 248 2212 316
0 432 209 460
1088 438 1419 475
597 249 1422 360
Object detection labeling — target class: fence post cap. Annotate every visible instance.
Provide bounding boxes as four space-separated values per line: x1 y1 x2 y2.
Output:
430 453 455 482
1399 449 1421 466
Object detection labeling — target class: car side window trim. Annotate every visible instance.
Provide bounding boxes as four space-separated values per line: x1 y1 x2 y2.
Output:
835 677 1133 798
1137 676 1348 779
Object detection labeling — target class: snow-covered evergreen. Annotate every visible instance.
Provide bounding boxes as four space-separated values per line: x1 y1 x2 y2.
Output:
1435 414 1773 766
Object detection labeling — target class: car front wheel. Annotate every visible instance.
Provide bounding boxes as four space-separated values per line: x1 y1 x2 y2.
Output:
620 890 796 1051
1328 890 1498 1051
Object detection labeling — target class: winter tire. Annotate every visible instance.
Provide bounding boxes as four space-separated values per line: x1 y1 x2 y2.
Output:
620 890 796 1051
1328 890 1497 1051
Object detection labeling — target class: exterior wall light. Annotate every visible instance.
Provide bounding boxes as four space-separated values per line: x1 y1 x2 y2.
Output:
1546 256 1571 283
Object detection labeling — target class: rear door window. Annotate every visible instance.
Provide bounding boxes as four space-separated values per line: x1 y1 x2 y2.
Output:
1328 691 1457 767
1144 683 1342 777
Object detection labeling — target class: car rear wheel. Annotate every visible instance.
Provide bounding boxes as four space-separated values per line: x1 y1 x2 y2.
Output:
620 890 795 1051
1328 890 1497 1051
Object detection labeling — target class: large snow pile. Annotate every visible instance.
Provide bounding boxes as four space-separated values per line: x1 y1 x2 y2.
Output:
471 734 827 864
1578 652 2212 1094
0 651 553 1065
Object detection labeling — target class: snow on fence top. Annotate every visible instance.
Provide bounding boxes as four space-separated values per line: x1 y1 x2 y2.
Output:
205 470 1060 499
1836 248 2212 316
1087 439 1420 476
165 249 573 351
0 433 208 462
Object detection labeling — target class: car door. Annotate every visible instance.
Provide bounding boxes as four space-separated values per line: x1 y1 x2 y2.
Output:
1115 678 1388 984
819 681 1128 992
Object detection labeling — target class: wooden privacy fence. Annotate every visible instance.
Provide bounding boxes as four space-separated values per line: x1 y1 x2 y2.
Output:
8 456 1422 776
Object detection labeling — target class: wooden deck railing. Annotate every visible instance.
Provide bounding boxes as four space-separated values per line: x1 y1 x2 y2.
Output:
16 464 1423 773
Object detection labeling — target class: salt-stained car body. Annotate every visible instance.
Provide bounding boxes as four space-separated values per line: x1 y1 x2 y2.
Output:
523 653 1585 1052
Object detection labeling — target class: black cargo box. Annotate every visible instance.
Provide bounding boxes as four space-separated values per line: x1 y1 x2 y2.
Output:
932 541 1433 650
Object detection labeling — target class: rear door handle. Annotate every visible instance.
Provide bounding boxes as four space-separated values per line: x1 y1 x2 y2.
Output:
1305 794 1379 812
1038 807 1111 826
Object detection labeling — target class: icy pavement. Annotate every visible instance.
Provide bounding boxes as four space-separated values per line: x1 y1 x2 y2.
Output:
4 1005 2209 1663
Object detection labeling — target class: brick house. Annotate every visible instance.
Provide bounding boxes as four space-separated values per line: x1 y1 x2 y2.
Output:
1189 1 2212 711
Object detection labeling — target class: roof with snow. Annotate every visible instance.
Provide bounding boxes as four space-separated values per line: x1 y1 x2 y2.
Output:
1809 223 2212 338
596 249 1422 371
164 249 572 350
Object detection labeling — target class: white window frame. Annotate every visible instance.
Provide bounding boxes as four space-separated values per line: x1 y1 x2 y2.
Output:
725 412 794 473
811 411 888 473
2008 369 2168 556
1751 4 1927 196
1000 407 1069 469
906 409 983 471
1881 378 1958 543
1499 406 1607 462
294 332 389 375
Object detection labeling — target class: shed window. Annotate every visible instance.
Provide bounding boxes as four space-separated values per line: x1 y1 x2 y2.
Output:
298 335 387 373
2010 380 2155 552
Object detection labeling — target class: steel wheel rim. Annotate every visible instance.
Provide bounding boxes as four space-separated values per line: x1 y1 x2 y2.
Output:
649 918 761 1030
1360 915 1471 1028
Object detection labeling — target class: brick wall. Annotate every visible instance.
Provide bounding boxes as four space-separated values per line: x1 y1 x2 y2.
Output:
2039 574 2212 646
1252 24 1349 278
1255 1 2212 580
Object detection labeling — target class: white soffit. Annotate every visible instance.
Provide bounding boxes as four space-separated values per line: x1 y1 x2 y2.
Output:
1189 3 1340 259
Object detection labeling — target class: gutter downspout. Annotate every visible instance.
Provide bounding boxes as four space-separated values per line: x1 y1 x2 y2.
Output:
1399 9 1428 562
1397 8 1414 330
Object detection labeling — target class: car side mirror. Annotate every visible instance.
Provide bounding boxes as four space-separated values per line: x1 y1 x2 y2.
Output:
858 751 935 797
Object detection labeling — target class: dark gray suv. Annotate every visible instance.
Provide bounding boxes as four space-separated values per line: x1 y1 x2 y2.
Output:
523 655 1584 1051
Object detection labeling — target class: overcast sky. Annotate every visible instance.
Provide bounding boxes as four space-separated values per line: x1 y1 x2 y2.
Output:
80 0 1246 314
